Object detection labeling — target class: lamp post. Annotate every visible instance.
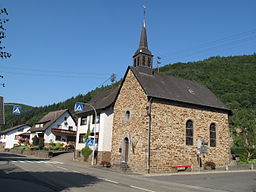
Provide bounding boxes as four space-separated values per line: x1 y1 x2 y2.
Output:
75 102 97 166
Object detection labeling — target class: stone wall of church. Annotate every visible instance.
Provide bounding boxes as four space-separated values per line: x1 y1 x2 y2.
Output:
111 69 231 174
149 100 231 173
111 69 149 173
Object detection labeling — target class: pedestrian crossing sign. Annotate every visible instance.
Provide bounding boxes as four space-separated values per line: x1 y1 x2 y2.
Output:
13 105 22 115
74 103 84 113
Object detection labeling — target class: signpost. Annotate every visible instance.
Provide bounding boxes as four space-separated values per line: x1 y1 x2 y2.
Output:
0 96 4 124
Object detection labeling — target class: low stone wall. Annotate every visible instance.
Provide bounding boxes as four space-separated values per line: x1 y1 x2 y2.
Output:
9 149 51 158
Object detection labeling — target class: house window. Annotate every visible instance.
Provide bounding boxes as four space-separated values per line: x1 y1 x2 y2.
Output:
80 117 87 125
79 134 86 143
15 135 20 140
186 120 193 145
56 135 61 141
35 124 40 128
92 114 100 124
64 117 67 121
68 126 73 131
210 123 216 147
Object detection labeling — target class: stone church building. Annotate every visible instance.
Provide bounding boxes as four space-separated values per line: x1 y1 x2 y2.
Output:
110 19 231 173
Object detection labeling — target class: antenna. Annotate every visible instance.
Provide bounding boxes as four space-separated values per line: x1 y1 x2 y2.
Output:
157 56 161 72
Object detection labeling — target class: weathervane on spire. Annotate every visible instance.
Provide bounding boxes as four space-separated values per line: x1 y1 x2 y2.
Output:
143 5 147 27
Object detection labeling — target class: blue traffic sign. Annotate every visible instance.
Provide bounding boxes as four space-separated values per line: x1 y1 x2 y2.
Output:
86 139 94 146
13 106 22 115
74 103 84 113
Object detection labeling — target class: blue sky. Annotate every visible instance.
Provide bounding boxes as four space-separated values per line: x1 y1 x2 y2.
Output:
0 0 255 107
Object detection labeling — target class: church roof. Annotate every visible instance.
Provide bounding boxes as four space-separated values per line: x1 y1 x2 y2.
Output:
133 25 152 57
129 66 230 112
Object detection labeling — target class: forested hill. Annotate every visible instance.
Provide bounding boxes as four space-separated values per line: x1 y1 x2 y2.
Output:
0 83 119 130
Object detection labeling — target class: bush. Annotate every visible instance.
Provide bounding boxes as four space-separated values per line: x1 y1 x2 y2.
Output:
38 138 44 150
81 146 92 161
32 136 39 146
204 161 216 170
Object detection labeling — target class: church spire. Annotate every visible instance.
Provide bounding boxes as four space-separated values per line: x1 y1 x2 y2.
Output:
133 5 153 68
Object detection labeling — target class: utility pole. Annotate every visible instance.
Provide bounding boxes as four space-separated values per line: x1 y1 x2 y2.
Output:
157 56 161 72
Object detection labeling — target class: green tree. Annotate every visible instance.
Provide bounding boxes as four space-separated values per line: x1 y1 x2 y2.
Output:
231 108 256 160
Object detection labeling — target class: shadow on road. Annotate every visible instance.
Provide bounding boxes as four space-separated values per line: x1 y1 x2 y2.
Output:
0 153 100 192
0 152 49 161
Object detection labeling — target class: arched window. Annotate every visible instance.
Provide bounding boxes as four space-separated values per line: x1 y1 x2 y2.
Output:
148 58 151 67
210 123 216 147
186 120 193 145
142 56 145 65
124 110 131 122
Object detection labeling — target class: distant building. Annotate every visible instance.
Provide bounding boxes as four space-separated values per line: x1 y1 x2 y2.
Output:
29 109 77 145
0 124 31 149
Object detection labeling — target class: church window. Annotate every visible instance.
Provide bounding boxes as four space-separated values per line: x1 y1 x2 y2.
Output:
210 123 216 147
142 56 145 65
124 110 131 122
186 120 193 145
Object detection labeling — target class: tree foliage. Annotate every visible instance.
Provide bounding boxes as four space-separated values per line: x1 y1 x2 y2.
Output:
0 8 11 59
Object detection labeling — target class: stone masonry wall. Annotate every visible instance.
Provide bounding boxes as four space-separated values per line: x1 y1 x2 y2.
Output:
111 69 231 173
111 69 149 173
149 101 231 173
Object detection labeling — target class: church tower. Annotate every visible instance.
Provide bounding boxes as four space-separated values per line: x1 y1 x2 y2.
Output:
133 6 153 68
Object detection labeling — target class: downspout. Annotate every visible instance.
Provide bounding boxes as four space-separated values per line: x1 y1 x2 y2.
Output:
147 97 152 174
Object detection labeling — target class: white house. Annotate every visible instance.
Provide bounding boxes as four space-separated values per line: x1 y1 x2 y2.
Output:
75 86 119 163
29 109 77 146
0 124 31 149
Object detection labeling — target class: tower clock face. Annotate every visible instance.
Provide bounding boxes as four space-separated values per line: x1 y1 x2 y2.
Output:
140 49 142 52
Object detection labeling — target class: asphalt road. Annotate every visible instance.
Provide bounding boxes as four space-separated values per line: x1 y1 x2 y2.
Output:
0 152 255 192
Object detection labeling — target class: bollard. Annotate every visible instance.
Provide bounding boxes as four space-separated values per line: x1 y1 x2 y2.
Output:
251 164 254 170
225 165 229 171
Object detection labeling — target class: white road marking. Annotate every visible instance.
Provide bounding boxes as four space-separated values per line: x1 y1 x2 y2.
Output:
56 166 68 170
51 161 64 164
130 185 156 192
71 170 81 173
98 177 119 184
19 161 26 163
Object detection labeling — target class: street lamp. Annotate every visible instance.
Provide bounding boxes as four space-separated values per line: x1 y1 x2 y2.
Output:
75 102 97 166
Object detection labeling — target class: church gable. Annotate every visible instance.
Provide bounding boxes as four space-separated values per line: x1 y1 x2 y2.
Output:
111 69 150 172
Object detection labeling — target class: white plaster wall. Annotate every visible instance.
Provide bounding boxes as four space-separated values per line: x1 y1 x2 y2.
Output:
75 116 88 150
44 111 77 144
5 125 31 149
98 108 114 152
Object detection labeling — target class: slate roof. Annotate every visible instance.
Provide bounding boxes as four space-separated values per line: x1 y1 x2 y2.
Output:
0 124 30 135
77 85 120 115
129 66 230 112
29 109 70 132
